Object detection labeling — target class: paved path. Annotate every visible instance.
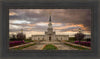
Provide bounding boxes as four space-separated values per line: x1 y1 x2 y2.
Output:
22 42 45 50
9 42 34 49
22 40 78 50
61 40 91 49
41 40 78 50
22 44 45 50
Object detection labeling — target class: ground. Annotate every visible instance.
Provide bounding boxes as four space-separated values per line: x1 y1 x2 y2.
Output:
22 40 78 50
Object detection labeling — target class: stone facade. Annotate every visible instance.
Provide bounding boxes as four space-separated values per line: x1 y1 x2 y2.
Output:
32 16 69 41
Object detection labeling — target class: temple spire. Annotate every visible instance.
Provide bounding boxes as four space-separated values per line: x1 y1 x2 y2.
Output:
49 12 52 22
79 27 82 33
47 12 53 32
21 29 23 33
49 15 51 22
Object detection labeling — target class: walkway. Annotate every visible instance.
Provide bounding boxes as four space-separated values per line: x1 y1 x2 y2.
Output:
22 40 78 50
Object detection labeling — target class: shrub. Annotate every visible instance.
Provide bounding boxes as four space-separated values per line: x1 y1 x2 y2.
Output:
86 38 91 42
9 40 25 47
74 41 91 47
68 37 76 42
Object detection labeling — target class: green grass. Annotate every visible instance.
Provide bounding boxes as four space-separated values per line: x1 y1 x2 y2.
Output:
64 43 89 50
66 37 88 43
24 40 34 43
67 37 76 42
66 40 75 43
13 43 36 50
43 44 58 50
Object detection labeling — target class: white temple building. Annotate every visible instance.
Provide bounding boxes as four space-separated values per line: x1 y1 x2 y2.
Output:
32 16 69 41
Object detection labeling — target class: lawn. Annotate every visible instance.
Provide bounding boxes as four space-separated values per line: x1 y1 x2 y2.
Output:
13 43 36 50
66 37 89 43
24 39 34 43
43 44 58 50
64 43 90 50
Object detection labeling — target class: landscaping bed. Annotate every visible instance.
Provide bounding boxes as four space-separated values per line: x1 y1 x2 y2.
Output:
66 37 91 47
9 40 25 47
64 43 90 50
12 43 36 50
24 39 34 43
43 44 58 50
9 40 34 47
74 41 91 47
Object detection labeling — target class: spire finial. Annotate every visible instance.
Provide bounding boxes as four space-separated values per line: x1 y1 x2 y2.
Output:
49 12 52 22
49 16 51 22
79 27 82 33
21 29 23 33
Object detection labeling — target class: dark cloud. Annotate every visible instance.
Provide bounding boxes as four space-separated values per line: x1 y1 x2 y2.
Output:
9 9 91 32
60 27 80 32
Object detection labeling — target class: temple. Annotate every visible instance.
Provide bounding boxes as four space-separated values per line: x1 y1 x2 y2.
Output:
32 15 69 41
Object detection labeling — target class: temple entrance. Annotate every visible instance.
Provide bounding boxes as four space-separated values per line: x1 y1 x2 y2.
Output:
49 36 51 41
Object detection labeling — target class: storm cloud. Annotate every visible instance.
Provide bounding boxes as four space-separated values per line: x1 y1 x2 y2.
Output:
9 9 91 36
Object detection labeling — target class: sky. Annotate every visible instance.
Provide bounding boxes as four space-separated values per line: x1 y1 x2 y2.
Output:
9 9 91 38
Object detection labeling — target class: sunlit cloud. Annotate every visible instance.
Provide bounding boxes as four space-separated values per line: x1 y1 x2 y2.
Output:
36 22 48 26
54 24 87 30
52 23 63 27
9 9 91 38
9 12 17 16
10 25 22 29
10 20 31 24
26 24 36 27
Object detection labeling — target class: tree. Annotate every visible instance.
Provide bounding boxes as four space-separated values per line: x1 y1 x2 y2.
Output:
12 35 16 39
75 28 85 44
75 33 85 44
17 33 26 40
10 34 17 41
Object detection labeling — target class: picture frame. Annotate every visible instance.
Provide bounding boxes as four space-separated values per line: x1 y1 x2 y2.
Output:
0 0 99 59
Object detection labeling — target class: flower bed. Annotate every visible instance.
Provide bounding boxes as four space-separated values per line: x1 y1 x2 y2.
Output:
9 40 25 47
74 41 91 47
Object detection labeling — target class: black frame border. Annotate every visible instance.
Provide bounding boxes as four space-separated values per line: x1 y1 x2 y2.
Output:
0 0 99 58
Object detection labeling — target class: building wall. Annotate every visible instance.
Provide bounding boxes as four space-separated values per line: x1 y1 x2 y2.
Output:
32 35 69 41
44 34 56 41
55 35 69 40
32 35 44 40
